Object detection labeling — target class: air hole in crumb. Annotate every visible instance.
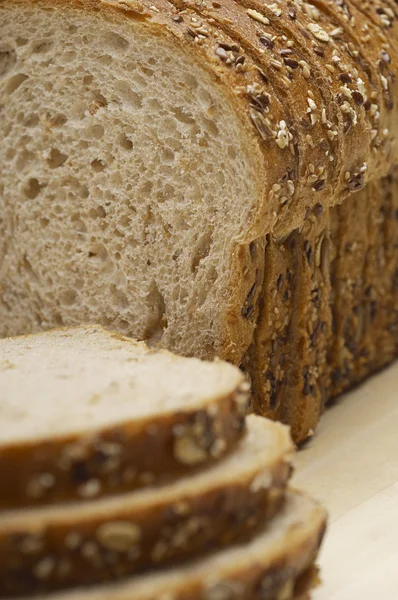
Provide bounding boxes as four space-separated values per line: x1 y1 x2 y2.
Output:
110 285 129 309
172 107 195 126
15 37 28 47
191 231 213 273
24 178 43 200
88 243 108 261
71 214 87 233
162 147 174 164
91 159 106 172
87 124 104 139
60 290 77 306
157 183 175 203
102 32 129 52
25 114 39 127
227 145 237 159
144 281 167 344
88 206 106 218
63 50 76 62
182 73 199 90
119 215 130 228
47 113 67 127
16 150 34 170
0 49 16 78
68 24 78 33
47 148 68 169
32 40 53 54
147 98 162 111
119 133 134 150
83 74 94 86
140 181 153 196
114 81 142 108
5 73 29 94
80 186 89 199
40 218 50 228
98 54 113 66
89 93 107 115
203 118 219 137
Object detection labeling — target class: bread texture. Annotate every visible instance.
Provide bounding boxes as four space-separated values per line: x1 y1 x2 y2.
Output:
0 325 249 509
3 490 326 600
0 0 397 441
0 415 293 596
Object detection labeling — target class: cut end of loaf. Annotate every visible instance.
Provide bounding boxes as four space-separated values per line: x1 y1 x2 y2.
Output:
0 0 260 358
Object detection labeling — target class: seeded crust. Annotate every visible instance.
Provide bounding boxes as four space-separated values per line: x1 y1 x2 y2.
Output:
3 490 326 600
327 168 398 396
0 415 294 596
1 0 398 442
251 168 398 442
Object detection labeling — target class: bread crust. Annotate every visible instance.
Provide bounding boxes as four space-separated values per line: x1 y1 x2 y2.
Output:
0 419 293 596
250 167 398 442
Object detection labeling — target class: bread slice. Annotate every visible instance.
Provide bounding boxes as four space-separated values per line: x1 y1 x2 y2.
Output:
0 415 293 596
0 325 249 509
4 490 326 600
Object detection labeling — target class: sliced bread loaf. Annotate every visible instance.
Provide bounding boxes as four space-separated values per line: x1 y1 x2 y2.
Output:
1 0 398 444
0 415 293 596
4 490 326 600
0 326 249 509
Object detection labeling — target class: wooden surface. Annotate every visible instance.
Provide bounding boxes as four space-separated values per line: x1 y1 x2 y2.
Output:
293 362 398 600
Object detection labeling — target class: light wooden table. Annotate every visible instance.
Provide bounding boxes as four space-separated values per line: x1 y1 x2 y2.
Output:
293 362 398 600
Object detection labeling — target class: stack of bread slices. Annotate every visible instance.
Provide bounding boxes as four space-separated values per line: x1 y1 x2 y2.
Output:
0 325 327 600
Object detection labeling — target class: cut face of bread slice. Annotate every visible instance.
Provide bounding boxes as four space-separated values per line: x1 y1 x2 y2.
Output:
0 415 293 596
4 490 326 600
0 326 249 509
0 0 265 365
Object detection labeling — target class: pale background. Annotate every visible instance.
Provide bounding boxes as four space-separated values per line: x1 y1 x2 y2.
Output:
294 362 398 600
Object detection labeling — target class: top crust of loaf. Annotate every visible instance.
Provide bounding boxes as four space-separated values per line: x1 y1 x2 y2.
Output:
0 325 245 445
2 0 397 240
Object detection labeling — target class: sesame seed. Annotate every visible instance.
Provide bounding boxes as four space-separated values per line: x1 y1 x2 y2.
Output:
270 58 283 70
307 23 330 43
307 97 317 112
34 557 55 580
78 479 101 498
330 27 343 38
247 9 270 26
340 85 352 98
96 521 141 551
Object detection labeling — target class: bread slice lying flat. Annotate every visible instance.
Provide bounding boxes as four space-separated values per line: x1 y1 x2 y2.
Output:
5 490 326 600
0 325 249 509
0 414 293 596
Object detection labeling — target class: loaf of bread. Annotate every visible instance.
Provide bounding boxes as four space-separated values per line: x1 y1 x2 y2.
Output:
0 414 293 596
3 490 327 600
0 0 397 441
